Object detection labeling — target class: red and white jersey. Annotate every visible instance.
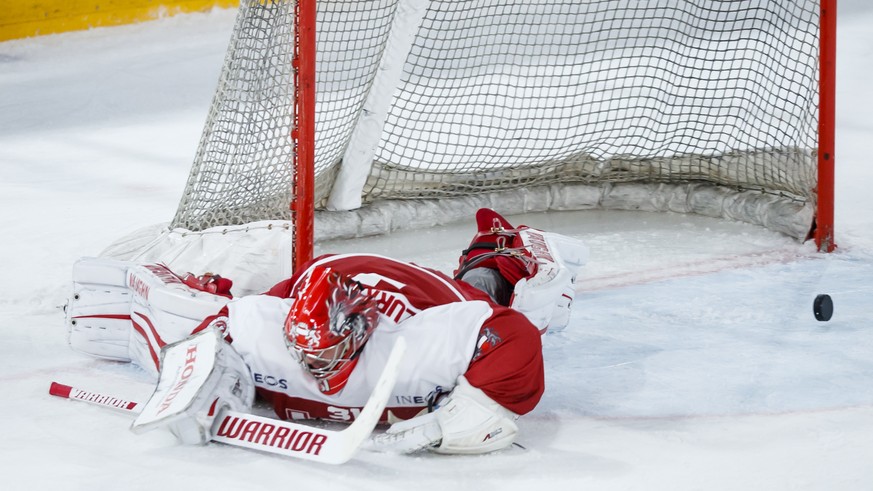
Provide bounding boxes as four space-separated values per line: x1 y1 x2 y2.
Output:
263 253 489 315
226 295 491 423
227 253 545 423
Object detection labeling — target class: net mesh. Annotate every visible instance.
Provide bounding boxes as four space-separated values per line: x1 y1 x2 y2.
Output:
172 0 820 231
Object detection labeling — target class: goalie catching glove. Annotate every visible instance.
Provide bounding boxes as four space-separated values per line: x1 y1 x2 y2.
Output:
367 375 519 455
130 327 255 445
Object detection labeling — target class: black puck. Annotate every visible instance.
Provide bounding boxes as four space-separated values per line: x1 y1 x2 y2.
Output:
813 294 833 322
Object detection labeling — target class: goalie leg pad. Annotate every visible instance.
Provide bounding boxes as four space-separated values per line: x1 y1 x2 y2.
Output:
548 283 575 331
539 231 589 278
66 257 135 361
126 263 232 377
510 266 573 332
512 229 588 332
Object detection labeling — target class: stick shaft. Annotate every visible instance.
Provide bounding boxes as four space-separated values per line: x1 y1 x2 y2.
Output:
49 382 139 412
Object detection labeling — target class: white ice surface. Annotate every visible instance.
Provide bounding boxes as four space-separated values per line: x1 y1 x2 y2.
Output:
2 4 873 490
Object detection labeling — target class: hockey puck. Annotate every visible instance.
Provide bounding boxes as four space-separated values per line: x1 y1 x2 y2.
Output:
813 294 833 322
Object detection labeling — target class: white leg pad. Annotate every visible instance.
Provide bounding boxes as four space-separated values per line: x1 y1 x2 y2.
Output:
65 257 232 376
66 258 136 361
127 264 231 378
511 229 589 331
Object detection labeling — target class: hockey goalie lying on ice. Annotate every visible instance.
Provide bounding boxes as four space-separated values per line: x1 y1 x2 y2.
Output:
64 209 588 455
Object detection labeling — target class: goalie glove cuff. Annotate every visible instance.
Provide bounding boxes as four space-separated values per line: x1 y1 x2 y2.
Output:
368 376 519 455
366 411 442 453
432 375 519 454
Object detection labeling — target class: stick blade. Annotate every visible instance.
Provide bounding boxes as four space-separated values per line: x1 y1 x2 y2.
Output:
211 336 407 464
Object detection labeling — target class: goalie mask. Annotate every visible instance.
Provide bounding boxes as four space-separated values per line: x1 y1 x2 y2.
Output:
284 266 380 394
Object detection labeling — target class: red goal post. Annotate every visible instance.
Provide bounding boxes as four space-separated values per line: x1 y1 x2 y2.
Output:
293 0 316 270
103 0 838 295
816 0 836 253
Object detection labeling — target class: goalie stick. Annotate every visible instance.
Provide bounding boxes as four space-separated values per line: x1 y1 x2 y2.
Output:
49 336 407 465
49 382 139 413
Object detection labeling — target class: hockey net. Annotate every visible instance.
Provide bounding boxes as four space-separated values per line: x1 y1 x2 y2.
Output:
104 0 833 294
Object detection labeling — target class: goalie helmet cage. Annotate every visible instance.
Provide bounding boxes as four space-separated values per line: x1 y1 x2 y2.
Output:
106 0 836 294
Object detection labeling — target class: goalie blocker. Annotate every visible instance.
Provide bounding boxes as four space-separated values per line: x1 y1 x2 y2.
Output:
130 327 255 445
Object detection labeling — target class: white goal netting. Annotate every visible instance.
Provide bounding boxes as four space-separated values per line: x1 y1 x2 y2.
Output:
105 0 823 293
